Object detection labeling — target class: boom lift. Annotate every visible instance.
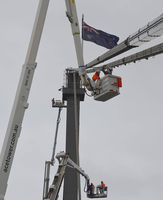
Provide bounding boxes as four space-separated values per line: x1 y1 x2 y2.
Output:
43 152 108 200
84 14 163 101
86 13 163 68
43 99 66 199
65 1 163 102
43 99 108 200
86 42 163 74
51 99 67 164
65 0 123 102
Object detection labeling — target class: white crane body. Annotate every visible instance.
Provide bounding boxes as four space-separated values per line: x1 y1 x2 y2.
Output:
0 1 50 199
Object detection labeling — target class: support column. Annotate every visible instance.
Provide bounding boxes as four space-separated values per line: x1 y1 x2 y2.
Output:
62 70 85 200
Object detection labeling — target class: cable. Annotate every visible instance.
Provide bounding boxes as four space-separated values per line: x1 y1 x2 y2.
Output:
73 72 81 200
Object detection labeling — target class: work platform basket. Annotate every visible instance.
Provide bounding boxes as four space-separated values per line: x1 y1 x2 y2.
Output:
94 74 122 102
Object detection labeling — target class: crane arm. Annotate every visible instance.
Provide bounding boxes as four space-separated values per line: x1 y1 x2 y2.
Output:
0 1 50 200
65 0 94 91
46 152 108 200
86 13 163 69
56 152 90 182
67 157 90 182
45 152 90 200
86 42 163 73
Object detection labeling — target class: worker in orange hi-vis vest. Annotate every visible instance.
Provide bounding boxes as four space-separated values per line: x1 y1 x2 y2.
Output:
92 71 101 90
90 183 95 195
92 71 100 81
101 181 106 187
99 181 106 194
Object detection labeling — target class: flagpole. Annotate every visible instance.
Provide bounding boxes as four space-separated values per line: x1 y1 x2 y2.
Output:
82 14 84 57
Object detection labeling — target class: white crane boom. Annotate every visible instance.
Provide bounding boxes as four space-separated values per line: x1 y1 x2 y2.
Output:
44 152 90 200
0 1 50 199
128 13 163 46
65 0 94 91
65 0 84 67
86 42 163 73
44 152 108 200
86 13 163 68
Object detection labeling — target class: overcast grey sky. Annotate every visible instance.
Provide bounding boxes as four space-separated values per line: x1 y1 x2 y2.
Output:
0 1 163 200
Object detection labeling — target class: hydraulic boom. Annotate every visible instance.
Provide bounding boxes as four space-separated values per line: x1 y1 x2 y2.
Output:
0 1 50 199
86 13 163 68
44 152 108 200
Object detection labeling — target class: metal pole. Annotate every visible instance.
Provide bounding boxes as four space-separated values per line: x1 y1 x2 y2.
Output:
51 108 62 165
64 0 86 199
73 72 81 200
62 70 85 200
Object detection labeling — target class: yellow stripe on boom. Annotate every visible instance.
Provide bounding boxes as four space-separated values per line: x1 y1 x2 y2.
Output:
72 0 75 4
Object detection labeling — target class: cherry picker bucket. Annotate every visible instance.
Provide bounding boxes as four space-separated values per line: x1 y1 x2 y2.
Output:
94 74 122 102
87 185 108 198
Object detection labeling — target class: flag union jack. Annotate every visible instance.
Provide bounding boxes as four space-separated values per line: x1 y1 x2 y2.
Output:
82 21 119 49
83 22 99 35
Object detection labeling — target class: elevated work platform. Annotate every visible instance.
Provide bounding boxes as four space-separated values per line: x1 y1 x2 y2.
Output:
94 74 122 102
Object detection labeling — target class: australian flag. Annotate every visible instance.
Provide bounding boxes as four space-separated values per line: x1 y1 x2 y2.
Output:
82 21 119 49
